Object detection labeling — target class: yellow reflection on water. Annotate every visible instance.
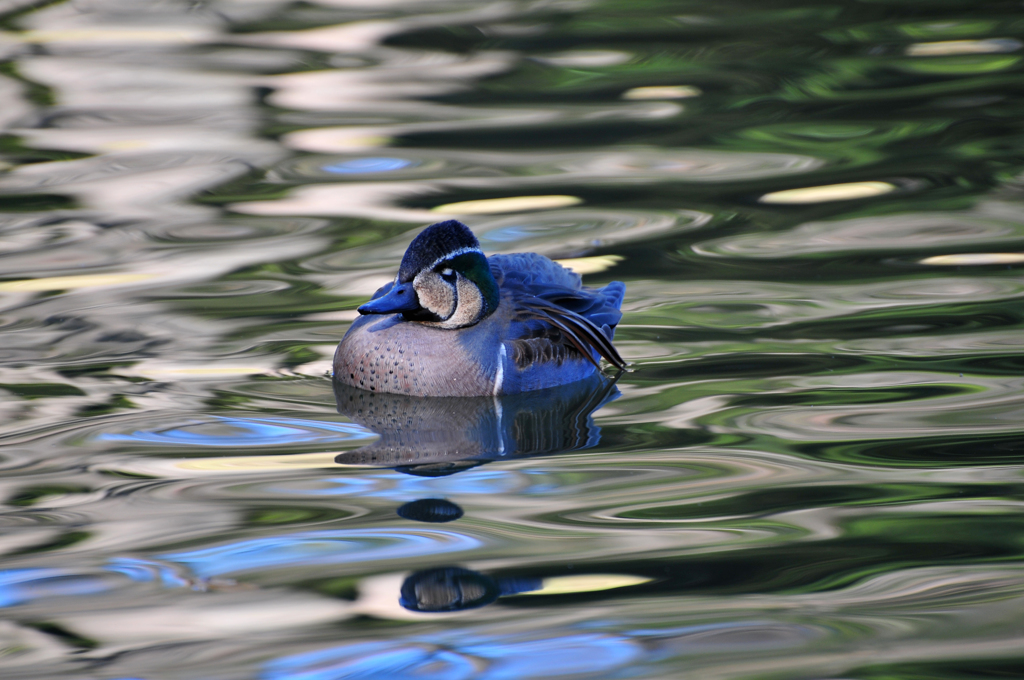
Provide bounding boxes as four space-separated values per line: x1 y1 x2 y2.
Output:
921 253 1024 265
0 273 156 292
760 181 895 204
907 39 1021 56
433 195 583 214
554 255 624 275
519 574 653 596
622 85 702 100
16 28 214 44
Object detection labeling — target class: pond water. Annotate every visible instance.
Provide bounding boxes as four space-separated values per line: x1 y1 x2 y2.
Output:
2 0 1023 678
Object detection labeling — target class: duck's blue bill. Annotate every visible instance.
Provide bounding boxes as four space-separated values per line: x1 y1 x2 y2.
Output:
357 283 421 315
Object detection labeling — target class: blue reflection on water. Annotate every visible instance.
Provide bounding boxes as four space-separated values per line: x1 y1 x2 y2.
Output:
461 634 641 678
162 529 481 578
263 623 807 680
106 556 192 588
625 621 772 637
287 471 523 498
0 568 109 607
322 157 414 174
479 225 536 243
267 475 383 497
98 416 374 447
264 633 642 680
263 470 524 508
265 642 476 680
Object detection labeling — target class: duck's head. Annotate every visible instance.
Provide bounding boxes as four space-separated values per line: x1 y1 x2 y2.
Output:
358 220 500 329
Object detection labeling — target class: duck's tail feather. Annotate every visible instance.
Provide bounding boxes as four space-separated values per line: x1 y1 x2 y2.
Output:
600 281 626 310
521 298 627 370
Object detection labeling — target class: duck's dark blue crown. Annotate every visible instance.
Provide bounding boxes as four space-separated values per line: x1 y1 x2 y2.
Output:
398 220 482 282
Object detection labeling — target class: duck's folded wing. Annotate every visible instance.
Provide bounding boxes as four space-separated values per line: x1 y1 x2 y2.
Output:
516 295 626 369
533 281 624 330
491 253 626 369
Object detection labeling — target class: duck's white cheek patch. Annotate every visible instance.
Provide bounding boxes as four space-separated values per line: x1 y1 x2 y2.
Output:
445 277 483 328
413 271 455 319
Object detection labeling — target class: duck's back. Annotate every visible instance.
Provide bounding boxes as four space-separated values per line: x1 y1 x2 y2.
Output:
491 253 624 326
490 253 581 290
489 253 625 393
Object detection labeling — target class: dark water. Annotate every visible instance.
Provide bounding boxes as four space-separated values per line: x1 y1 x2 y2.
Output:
2 0 1024 678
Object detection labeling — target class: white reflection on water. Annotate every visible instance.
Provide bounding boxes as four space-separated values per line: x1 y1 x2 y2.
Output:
1 0 1023 676
624 275 1024 335
163 528 483 577
273 148 818 184
734 374 1024 441
0 152 257 218
98 415 372 447
840 328 1024 355
233 147 816 220
695 200 1024 257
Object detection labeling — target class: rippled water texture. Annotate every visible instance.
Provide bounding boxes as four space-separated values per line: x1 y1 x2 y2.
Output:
1 0 1023 678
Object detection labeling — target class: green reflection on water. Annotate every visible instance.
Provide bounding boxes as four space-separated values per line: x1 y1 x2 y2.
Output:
0 0 1023 677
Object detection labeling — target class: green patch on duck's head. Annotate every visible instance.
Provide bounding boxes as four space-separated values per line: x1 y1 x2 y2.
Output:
443 251 499 315
387 220 499 327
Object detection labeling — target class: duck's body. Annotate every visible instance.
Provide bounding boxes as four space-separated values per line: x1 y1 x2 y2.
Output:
333 221 625 397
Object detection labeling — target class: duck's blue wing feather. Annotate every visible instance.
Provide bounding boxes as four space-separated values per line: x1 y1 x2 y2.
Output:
489 254 626 370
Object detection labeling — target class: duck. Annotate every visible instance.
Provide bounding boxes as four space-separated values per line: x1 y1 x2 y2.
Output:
333 219 626 397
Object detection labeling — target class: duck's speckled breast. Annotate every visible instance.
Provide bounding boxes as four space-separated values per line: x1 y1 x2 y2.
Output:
333 309 506 397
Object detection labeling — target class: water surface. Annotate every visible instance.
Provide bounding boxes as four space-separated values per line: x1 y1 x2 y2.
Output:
1 0 1023 678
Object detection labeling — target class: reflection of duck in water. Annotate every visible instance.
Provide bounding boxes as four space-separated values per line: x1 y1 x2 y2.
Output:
334 219 626 397
333 373 619 475
400 567 542 612
399 565 652 613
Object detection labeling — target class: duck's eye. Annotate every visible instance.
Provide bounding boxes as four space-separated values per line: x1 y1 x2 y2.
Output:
438 267 457 283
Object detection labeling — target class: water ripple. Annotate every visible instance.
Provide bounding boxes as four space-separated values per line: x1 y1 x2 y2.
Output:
232 146 820 222
162 528 482 578
624 276 1024 341
263 632 646 680
97 416 374 448
0 568 115 608
731 373 1024 441
307 209 709 277
695 202 1024 258
1 0 1023 677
